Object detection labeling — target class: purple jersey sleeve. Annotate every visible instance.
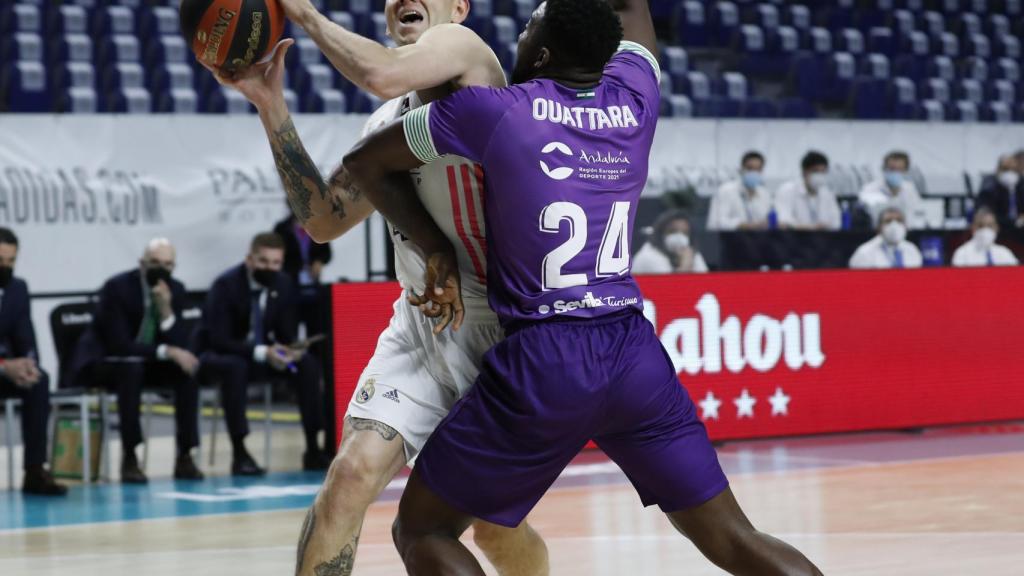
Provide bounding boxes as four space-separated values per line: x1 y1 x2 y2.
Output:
403 86 516 164
602 41 662 113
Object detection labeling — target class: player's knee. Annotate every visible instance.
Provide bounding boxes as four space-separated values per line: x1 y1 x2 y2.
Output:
321 452 383 506
471 520 517 552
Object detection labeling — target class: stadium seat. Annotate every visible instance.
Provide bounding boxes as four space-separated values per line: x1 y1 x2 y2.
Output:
51 61 96 94
294 64 335 100
837 29 864 55
921 11 945 38
661 94 692 118
966 34 990 59
935 32 959 58
306 89 347 114
921 78 951 103
957 79 983 104
995 35 1020 59
921 99 946 121
868 28 894 56
711 1 740 46
890 76 919 119
658 70 673 96
754 3 780 29
47 5 89 36
769 25 800 54
984 101 1013 123
1009 0 1024 16
862 53 890 80
2 32 43 63
962 57 988 82
51 34 94 64
779 97 816 118
678 71 711 101
661 46 688 78
106 86 151 114
1 3 41 33
808 27 832 53
146 35 187 67
674 1 708 47
1 61 49 112
952 100 979 123
137 6 179 38
956 13 982 38
57 86 98 113
155 88 198 114
892 10 915 39
852 78 887 119
349 90 382 113
994 58 1020 83
786 5 810 30
742 97 778 118
327 11 354 32
205 86 254 114
93 6 134 37
473 0 494 19
102 62 145 96
97 35 141 68
986 14 1010 38
989 79 1015 104
819 52 855 105
149 62 193 96
721 72 748 103
927 55 955 82
492 15 517 46
289 38 325 71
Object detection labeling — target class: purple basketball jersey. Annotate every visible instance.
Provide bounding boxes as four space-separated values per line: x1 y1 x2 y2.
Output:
404 42 662 325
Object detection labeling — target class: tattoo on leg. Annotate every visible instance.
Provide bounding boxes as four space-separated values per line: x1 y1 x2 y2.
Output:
270 116 329 225
295 507 316 576
345 416 399 441
313 533 359 576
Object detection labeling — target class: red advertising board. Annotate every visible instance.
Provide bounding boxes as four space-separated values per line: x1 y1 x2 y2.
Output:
332 268 1024 447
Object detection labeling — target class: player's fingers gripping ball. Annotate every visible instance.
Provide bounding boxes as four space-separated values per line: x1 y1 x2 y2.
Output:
180 0 285 72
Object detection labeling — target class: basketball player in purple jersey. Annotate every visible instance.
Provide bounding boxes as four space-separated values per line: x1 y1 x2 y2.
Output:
343 0 824 573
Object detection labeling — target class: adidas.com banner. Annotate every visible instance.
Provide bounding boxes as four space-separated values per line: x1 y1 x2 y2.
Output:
331 268 1024 446
0 114 372 293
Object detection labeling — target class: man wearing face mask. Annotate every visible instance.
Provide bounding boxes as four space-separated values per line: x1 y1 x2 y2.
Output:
707 151 773 231
197 232 326 475
632 211 709 274
0 228 67 495
776 151 842 231
951 207 1019 267
857 151 925 230
81 238 202 483
976 154 1024 230
849 207 923 269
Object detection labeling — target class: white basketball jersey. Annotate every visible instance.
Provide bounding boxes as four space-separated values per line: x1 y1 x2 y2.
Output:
362 92 494 321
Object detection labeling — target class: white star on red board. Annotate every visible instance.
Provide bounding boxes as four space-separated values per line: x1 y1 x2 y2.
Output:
734 389 756 419
769 387 791 416
698 391 722 420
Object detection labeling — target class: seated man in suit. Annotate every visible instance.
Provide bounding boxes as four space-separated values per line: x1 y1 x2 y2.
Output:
0 228 66 495
87 238 202 483
198 232 328 475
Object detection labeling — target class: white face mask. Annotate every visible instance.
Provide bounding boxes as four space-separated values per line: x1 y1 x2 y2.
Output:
997 171 1020 190
974 227 997 248
664 232 690 252
881 220 906 245
807 172 828 191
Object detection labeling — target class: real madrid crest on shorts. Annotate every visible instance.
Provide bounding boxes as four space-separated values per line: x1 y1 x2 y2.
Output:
355 378 376 404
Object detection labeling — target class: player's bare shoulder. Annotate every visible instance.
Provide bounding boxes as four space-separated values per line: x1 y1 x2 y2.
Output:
418 23 507 96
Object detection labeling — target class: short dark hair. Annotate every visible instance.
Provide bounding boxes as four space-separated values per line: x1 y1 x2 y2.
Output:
973 205 996 223
801 151 829 172
741 151 765 167
884 151 910 167
542 0 623 72
0 228 18 247
250 232 285 253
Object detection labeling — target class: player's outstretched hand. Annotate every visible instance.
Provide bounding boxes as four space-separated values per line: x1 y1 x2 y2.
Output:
197 38 294 112
408 251 464 334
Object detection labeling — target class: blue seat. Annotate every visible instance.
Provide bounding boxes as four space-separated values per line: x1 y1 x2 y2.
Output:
137 6 179 39
720 72 748 101
936 0 960 13
921 78 951 103
149 62 193 95
786 5 811 31
921 99 946 121
2 32 43 63
994 58 1020 83
306 88 347 114
956 13 982 38
464 16 495 45
102 62 145 95
93 6 134 37
56 86 98 113
861 53 890 80
927 56 955 82
983 101 1013 123
51 61 96 94
892 10 915 39
951 100 979 122
106 86 151 113
768 25 800 54
146 35 187 67
1 4 41 33
1 61 50 111
837 28 864 55
956 79 984 104
155 88 198 114
664 94 693 118
204 86 254 114
473 0 494 19
659 70 674 96
294 64 335 100
989 79 1016 104
50 34 93 64
497 42 517 73
673 1 708 47
661 46 688 78
851 77 887 119
779 97 817 118
288 38 325 71
711 1 740 46
349 90 382 113
963 0 987 12
492 15 517 46
961 57 988 82
986 14 1010 38
741 97 778 118
806 27 832 53
47 5 89 36
868 28 894 56
1008 0 1023 16
920 11 945 38
889 76 919 119
97 35 141 68
369 13 391 45
820 1 854 31
327 11 354 32
677 71 711 100
792 51 824 102
819 52 856 105
934 32 959 58
966 34 990 59
754 3 780 29
995 35 1020 59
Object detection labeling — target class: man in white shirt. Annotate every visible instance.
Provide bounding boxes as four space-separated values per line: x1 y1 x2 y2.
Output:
776 151 842 231
632 212 709 274
850 207 923 269
951 207 1019 267
858 150 925 230
707 151 773 231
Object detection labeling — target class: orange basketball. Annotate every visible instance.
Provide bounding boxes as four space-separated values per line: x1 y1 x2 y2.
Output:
179 0 285 72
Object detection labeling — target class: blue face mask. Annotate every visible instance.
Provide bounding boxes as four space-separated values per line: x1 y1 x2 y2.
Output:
742 171 763 190
884 170 904 189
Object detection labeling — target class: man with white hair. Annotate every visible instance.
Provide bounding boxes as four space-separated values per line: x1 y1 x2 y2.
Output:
849 207 923 269
951 207 1019 267
77 238 202 483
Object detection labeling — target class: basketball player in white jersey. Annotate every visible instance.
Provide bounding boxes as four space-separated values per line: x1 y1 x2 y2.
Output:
203 1 548 575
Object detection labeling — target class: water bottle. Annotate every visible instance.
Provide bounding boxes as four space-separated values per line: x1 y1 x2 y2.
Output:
767 207 778 230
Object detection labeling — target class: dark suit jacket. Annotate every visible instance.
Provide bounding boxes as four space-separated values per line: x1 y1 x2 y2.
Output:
89 269 190 359
273 217 332 285
197 264 297 359
0 277 39 361
977 175 1024 228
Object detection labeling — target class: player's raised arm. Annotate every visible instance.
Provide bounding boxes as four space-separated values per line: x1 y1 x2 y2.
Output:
284 0 506 99
202 40 374 244
607 0 657 56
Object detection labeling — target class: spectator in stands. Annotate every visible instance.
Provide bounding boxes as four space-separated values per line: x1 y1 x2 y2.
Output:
849 207 923 269
273 209 331 351
976 154 1023 230
951 207 1019 268
776 151 842 231
77 238 202 483
632 211 709 274
858 151 924 230
0 228 66 495
707 151 772 231
197 233 328 476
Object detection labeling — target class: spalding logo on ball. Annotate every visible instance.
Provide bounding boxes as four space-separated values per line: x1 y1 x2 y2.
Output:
180 0 285 71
